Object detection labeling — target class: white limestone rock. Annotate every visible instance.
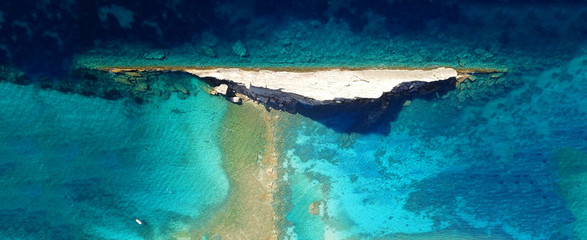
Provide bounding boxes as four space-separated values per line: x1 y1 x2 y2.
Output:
186 67 458 104
229 96 242 104
214 84 228 95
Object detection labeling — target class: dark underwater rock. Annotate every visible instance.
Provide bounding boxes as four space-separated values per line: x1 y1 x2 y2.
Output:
143 51 167 60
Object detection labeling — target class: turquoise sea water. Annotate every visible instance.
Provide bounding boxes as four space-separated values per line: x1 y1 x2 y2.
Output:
0 80 229 239
281 55 587 239
3 57 585 239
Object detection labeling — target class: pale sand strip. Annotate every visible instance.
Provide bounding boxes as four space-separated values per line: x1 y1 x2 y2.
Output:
185 67 458 101
182 102 281 240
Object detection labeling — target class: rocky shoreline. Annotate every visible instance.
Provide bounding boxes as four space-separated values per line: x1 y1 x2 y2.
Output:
185 67 460 109
0 64 506 114
101 66 493 111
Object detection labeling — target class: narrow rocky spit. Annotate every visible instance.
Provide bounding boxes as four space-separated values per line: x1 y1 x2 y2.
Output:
184 67 459 104
84 66 505 113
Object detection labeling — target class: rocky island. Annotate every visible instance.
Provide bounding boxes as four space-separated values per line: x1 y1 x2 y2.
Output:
96 66 481 108
184 67 458 105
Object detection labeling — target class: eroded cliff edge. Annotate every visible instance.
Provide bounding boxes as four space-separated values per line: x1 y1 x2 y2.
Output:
83 65 507 112
1 61 507 113
184 67 458 105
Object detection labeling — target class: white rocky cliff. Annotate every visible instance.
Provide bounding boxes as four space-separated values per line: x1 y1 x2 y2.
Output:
184 67 458 104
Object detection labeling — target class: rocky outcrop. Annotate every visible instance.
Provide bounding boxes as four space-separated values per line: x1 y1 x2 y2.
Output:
229 96 242 104
309 201 322 215
200 46 217 58
232 40 248 57
185 67 458 105
213 84 228 95
143 51 167 60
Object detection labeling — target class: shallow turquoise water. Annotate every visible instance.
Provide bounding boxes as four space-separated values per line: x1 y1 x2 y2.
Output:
281 55 587 239
3 55 582 239
0 80 229 239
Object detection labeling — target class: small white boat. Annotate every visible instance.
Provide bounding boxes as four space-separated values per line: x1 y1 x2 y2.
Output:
136 219 142 225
